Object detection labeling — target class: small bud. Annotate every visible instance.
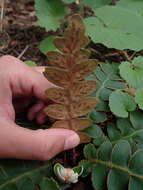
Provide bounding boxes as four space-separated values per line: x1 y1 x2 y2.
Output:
54 163 83 184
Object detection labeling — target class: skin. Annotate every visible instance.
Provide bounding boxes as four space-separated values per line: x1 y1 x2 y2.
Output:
0 55 80 160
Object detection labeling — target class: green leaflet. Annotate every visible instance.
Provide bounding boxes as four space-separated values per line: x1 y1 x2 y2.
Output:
106 111 143 148
62 0 76 3
85 6 143 50
40 177 60 190
83 141 143 190
117 0 143 16
84 143 96 159
119 57 143 88
39 36 57 54
35 0 65 31
109 91 136 118
89 110 107 123
24 61 37 66
0 160 52 190
83 124 108 146
88 62 126 101
135 88 143 110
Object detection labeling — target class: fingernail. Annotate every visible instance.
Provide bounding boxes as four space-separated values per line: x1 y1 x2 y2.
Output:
64 134 80 150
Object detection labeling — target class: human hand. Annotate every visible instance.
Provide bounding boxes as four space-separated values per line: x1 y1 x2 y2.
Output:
0 55 79 160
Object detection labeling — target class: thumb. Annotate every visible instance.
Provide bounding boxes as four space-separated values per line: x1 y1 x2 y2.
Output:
0 121 80 160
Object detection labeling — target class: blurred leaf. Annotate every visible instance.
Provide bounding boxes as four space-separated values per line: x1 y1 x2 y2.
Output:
83 141 143 190
88 62 126 101
35 0 65 31
109 91 136 118
62 0 76 3
117 0 143 16
89 110 107 123
0 160 52 190
24 61 37 66
40 177 60 190
135 88 143 110
39 36 57 54
106 112 143 148
82 0 112 10
85 6 143 50
119 57 143 88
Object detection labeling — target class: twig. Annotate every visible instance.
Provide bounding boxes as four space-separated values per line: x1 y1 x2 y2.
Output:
122 51 132 62
0 0 5 32
17 45 29 59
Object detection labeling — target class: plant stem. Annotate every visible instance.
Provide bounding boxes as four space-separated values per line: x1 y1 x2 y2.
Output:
89 158 143 180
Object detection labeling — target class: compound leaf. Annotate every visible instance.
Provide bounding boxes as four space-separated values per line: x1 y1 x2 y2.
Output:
88 63 126 101
0 160 52 190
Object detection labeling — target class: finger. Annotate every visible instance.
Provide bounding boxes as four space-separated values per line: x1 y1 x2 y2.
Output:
27 101 45 121
36 111 48 124
33 66 45 74
0 120 80 160
0 56 54 103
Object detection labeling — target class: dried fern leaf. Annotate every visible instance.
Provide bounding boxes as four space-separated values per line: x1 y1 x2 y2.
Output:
72 80 96 97
78 132 91 143
72 60 98 80
75 49 91 62
43 67 69 87
47 51 67 68
45 87 68 104
52 118 92 131
71 97 97 117
54 37 69 53
44 104 68 120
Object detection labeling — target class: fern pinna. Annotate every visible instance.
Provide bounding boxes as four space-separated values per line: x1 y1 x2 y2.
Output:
43 15 98 143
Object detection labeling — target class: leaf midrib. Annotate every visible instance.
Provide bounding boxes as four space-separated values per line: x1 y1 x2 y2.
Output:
89 158 143 180
0 162 51 189
111 128 143 144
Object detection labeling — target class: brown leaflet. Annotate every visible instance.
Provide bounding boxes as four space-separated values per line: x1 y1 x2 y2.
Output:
52 118 92 131
47 51 67 69
71 97 97 117
64 15 85 42
75 49 91 63
54 37 69 53
72 59 98 81
78 132 91 144
72 118 92 131
45 87 68 104
43 67 69 87
44 104 68 120
72 80 96 97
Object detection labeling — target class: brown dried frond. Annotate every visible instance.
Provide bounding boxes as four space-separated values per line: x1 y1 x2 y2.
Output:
43 14 99 143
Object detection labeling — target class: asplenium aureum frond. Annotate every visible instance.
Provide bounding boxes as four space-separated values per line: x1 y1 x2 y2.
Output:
43 15 98 143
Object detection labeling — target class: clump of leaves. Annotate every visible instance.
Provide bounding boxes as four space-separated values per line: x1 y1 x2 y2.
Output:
43 15 98 143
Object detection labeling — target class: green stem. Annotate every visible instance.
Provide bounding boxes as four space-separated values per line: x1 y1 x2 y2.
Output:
111 128 143 144
89 158 143 180
0 162 51 188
